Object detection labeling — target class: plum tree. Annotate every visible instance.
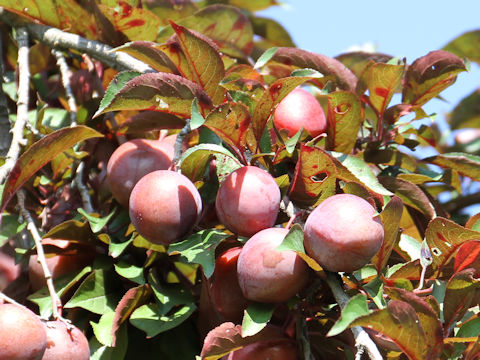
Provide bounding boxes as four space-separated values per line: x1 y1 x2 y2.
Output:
42 320 90 360
209 247 249 323
273 87 327 138
28 239 94 292
304 194 384 272
215 166 281 237
106 138 174 207
237 227 309 303
226 339 298 359
129 170 202 244
0 303 47 360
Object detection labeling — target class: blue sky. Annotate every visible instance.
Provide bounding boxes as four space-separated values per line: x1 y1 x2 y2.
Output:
259 1 480 139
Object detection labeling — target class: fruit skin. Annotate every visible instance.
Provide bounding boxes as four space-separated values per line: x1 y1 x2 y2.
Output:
0 249 20 291
209 247 249 323
106 138 174 207
273 87 327 138
129 170 202 245
42 320 90 360
28 239 94 292
304 194 384 273
237 227 309 303
215 166 281 237
0 303 47 360
226 339 298 359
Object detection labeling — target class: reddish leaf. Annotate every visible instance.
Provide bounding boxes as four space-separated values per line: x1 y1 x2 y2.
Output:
383 103 414 125
268 47 358 91
336 51 393 78
115 111 186 134
288 144 336 207
204 102 251 152
372 196 404 272
112 284 152 346
114 41 180 73
93 73 212 118
425 217 480 276
169 22 226 105
351 300 427 360
423 152 480 182
454 241 480 277
157 5 254 58
443 269 480 336
0 126 103 213
402 50 466 106
386 288 444 358
325 91 363 154
388 260 423 281
200 322 285 359
144 0 197 26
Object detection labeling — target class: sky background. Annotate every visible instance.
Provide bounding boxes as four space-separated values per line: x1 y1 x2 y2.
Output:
258 1 480 144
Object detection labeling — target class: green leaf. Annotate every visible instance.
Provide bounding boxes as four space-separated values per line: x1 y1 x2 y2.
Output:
336 51 393 78
114 41 179 73
276 223 305 253
148 271 194 315
114 262 145 285
91 311 116 347
64 269 122 314
109 237 133 258
284 127 303 154
241 302 275 337
0 126 103 212
0 214 26 247
423 152 480 182
96 71 142 116
130 303 196 338
254 47 278 69
93 73 212 118
327 294 370 337
448 89 480 129
250 15 294 49
443 30 480 65
169 21 226 105
89 323 128 360
168 229 230 278
190 98 206 130
457 315 480 338
77 208 115 233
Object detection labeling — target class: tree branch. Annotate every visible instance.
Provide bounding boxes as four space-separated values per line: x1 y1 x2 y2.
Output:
52 49 77 126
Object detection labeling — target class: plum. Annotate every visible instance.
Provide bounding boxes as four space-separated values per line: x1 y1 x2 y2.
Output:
129 170 202 245
42 320 90 360
237 227 309 303
216 166 281 237
304 194 384 272
273 87 327 138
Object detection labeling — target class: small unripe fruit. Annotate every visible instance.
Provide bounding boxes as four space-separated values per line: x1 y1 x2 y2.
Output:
129 170 202 245
273 87 327 138
0 303 47 360
106 138 174 207
42 321 90 360
237 227 309 303
216 166 281 237
304 194 384 272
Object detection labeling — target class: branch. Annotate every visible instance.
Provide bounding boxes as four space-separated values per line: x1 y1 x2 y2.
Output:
324 271 383 360
16 189 63 320
0 30 11 157
51 49 77 126
0 8 153 73
0 27 30 185
443 192 480 214
74 161 94 213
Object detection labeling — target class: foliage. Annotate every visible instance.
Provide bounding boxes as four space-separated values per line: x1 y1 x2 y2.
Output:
1 1 480 359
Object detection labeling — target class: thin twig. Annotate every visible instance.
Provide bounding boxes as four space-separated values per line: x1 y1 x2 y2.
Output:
173 119 191 169
74 161 94 213
51 49 77 126
0 290 24 307
0 27 29 185
16 190 63 320
324 271 383 360
0 8 152 73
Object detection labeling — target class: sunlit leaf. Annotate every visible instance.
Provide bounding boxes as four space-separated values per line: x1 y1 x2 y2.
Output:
327 294 370 337
448 89 480 129
454 240 480 276
115 111 186 134
336 51 393 78
0 126 103 212
114 41 179 73
241 302 275 337
90 311 116 347
443 30 480 65
96 71 142 116
363 148 418 172
423 152 480 182
205 0 278 12
148 271 194 315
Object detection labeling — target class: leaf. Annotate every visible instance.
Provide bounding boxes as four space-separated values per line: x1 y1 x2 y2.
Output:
129 302 196 338
448 89 480 129
378 176 436 219
157 5 254 58
169 21 226 105
204 102 251 152
109 237 133 258
206 0 278 12
168 229 230 278
94 73 212 118
0 126 103 212
114 262 145 285
454 240 480 276
241 302 275 337
325 91 364 154
114 41 179 73
443 270 480 336
90 311 116 347
64 269 122 314
77 208 115 233
363 148 418 172
425 217 480 276
289 144 336 207
336 51 394 78
96 71 142 116
43 219 95 243
254 47 278 70
358 62 405 116
179 144 242 182
89 324 128 360
466 213 480 232
111 284 152 346
327 294 370 337
0 214 26 247
250 16 294 50
423 152 480 182
268 47 358 91
443 30 480 65
402 50 466 106
115 111 186 134
351 300 427 360
148 271 194 315
372 196 404 272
